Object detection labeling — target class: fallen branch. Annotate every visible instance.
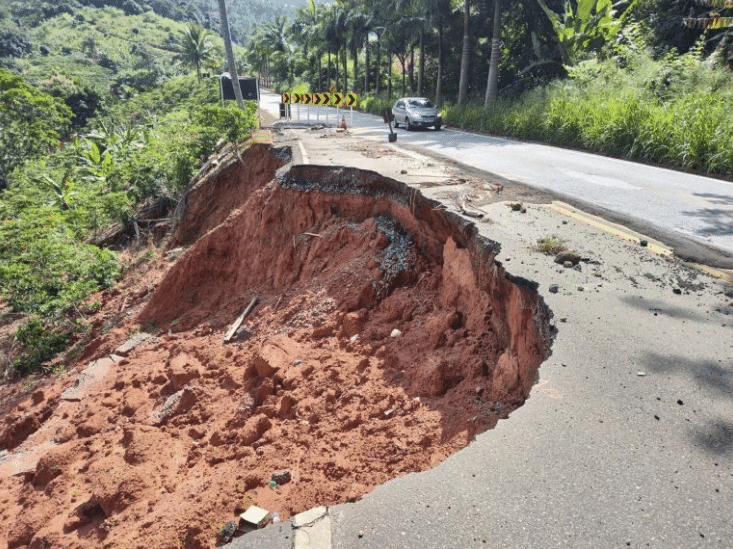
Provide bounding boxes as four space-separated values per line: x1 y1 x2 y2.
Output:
459 200 484 219
455 193 487 219
224 296 259 343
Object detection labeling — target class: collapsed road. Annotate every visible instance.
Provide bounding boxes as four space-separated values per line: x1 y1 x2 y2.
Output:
0 144 554 549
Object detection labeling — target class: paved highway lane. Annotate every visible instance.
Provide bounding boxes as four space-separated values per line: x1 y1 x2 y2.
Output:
258 90 733 267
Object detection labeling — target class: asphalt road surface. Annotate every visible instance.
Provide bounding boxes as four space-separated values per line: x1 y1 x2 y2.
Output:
259 90 733 269
226 118 733 549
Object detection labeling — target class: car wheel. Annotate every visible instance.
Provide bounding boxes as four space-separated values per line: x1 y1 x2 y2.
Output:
406 117 413 131
394 118 399 128
434 123 442 131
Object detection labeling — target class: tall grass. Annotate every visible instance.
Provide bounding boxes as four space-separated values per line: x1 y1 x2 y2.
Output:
444 51 733 177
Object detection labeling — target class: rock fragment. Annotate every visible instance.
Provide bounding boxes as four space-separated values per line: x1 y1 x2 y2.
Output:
152 386 199 425
271 470 292 485
555 251 582 266
217 520 238 545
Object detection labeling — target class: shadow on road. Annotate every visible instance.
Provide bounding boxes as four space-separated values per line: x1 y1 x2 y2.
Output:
641 351 733 455
691 418 733 456
619 295 711 323
642 352 733 400
682 193 733 237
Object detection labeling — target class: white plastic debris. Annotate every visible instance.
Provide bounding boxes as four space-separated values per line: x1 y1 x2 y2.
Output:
241 506 269 528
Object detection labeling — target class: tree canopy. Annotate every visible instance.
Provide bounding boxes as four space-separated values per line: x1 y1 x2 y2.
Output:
0 69 72 189
175 23 218 81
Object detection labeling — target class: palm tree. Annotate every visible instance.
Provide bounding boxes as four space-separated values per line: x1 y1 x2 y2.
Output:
261 15 296 88
457 0 471 105
323 4 348 90
387 16 421 97
176 23 216 82
245 32 270 87
291 0 324 90
347 12 370 93
484 0 502 107
218 0 245 109
431 0 452 107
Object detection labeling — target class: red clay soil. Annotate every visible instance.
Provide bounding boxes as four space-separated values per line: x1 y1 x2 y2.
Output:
0 147 553 549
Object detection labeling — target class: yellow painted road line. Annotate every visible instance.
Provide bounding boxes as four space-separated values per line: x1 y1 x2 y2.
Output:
694 264 733 285
549 202 733 285
549 202 673 257
298 139 309 165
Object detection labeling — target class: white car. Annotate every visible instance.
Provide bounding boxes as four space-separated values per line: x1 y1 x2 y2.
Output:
392 97 442 131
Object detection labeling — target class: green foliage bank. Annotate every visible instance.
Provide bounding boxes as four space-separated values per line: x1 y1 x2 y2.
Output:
444 41 733 177
0 70 258 376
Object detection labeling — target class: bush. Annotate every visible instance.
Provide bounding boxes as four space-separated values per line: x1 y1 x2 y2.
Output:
98 55 118 72
13 317 73 374
122 0 144 16
0 209 122 315
359 94 396 116
195 101 259 153
0 29 33 58
0 70 72 187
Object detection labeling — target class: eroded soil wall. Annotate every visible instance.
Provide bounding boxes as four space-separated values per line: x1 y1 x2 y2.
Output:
0 154 553 549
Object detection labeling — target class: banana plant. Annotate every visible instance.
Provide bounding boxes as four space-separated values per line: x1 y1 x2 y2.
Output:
535 0 642 65
38 166 76 211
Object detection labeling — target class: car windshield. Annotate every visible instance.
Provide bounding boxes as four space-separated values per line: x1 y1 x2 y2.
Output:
408 99 434 109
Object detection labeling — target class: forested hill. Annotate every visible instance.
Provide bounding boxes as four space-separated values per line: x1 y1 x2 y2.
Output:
0 0 270 377
4 0 291 44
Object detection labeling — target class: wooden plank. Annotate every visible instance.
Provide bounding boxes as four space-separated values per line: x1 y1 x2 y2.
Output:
224 296 258 343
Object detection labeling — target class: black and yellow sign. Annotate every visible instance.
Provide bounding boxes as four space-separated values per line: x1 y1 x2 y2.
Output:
284 91 358 106
329 92 343 106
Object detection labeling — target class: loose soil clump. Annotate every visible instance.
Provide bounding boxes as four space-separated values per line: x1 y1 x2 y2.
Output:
0 146 553 549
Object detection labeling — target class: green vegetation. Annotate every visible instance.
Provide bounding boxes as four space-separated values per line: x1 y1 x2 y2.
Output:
0 1 260 376
176 23 219 82
0 71 257 374
532 236 568 255
535 0 642 65
13 316 75 374
443 42 733 175
0 70 72 188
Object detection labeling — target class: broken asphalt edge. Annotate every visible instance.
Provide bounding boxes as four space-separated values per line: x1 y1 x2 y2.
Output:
349 135 733 272
286 124 732 283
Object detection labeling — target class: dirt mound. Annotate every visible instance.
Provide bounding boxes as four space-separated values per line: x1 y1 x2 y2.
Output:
0 149 553 549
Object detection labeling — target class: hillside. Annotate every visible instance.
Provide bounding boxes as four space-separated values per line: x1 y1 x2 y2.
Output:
2 0 290 43
0 3 256 101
